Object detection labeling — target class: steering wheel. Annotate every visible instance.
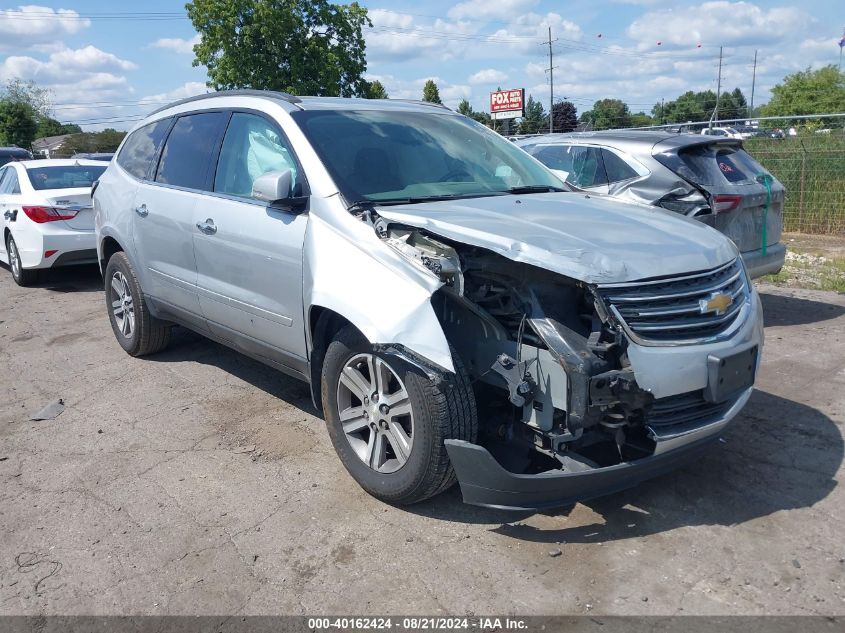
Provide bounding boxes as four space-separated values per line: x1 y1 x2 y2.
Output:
438 168 472 182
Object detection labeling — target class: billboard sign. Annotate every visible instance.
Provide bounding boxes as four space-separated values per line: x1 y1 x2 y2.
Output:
490 88 525 120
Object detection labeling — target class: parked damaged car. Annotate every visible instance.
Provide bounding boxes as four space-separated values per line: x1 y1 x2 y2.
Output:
515 131 785 279
94 92 763 510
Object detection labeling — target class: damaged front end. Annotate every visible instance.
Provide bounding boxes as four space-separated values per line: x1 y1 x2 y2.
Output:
370 214 756 510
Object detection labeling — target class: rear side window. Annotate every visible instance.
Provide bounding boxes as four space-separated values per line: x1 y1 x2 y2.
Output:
533 145 608 188
117 118 172 180
214 113 300 198
156 112 228 190
27 165 106 190
0 167 20 194
601 149 639 183
659 144 771 187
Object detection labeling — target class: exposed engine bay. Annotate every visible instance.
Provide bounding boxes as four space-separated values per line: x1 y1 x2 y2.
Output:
370 214 660 476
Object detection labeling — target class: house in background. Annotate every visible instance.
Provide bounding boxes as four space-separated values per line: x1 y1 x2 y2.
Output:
31 134 73 158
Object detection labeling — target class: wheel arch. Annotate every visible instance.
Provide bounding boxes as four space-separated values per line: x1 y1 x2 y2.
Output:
307 306 358 415
99 234 125 274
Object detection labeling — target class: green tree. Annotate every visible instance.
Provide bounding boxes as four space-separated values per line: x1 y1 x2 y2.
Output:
2 79 52 118
456 98 473 116
361 79 388 99
0 101 37 148
581 99 630 130
35 116 82 138
186 0 371 97
552 100 577 133
517 95 547 134
654 90 717 123
630 112 654 127
761 65 845 118
422 79 442 104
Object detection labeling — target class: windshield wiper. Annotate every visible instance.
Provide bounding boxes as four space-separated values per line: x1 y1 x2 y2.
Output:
506 185 568 194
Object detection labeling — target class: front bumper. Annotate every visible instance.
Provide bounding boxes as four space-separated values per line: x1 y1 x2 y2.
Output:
446 388 751 511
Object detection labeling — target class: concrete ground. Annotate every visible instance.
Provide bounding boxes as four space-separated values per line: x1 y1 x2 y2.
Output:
0 264 843 616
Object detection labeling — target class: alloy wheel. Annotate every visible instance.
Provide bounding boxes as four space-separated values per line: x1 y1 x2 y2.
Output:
8 238 21 279
110 271 135 338
336 353 414 474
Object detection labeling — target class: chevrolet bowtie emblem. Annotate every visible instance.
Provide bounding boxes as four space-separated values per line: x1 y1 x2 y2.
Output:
700 292 733 316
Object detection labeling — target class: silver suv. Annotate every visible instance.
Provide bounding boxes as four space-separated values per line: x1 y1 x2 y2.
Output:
94 91 763 510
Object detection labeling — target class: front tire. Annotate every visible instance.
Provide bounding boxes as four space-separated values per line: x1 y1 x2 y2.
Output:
104 251 170 356
6 235 37 286
322 325 477 505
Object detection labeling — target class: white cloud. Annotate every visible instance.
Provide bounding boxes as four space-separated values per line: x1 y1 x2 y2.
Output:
448 0 538 21
627 1 813 50
0 5 90 50
489 13 582 53
141 81 210 106
150 35 201 55
469 69 508 84
367 10 477 62
0 45 136 85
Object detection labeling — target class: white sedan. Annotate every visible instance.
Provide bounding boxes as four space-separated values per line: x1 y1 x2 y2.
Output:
0 159 107 286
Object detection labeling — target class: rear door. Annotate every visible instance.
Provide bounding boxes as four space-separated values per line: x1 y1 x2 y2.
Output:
654 141 784 254
193 110 309 363
531 144 609 192
132 111 228 317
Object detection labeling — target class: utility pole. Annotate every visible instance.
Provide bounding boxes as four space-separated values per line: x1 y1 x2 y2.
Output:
711 46 723 129
660 98 665 125
749 49 757 120
542 27 558 133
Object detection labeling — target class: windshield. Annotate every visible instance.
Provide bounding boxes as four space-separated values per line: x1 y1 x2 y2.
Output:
291 109 564 204
27 165 107 190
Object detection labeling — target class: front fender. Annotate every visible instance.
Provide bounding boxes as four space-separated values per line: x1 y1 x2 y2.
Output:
303 212 455 374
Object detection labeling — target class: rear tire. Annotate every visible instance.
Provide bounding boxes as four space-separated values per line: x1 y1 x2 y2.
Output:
6 235 37 286
322 325 477 505
104 251 170 356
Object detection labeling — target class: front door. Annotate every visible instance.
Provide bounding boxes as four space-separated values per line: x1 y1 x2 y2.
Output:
193 111 309 363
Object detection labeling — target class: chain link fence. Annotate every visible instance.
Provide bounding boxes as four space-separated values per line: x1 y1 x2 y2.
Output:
744 133 845 235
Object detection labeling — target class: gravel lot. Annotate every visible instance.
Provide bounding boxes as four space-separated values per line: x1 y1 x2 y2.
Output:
1 264 844 616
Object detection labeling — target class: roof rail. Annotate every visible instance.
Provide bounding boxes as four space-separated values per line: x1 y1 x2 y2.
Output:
390 99 452 111
147 89 302 116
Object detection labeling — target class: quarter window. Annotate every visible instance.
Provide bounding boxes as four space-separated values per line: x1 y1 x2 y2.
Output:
117 118 172 180
601 149 639 184
155 112 228 190
214 113 300 198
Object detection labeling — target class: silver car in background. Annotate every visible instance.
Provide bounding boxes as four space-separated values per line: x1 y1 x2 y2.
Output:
515 131 786 278
94 92 763 510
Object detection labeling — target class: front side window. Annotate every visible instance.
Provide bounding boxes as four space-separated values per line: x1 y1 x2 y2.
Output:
291 110 563 204
26 165 106 190
117 118 172 180
155 112 228 190
215 113 300 198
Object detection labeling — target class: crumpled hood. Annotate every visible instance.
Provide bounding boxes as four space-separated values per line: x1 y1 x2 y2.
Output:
376 192 738 283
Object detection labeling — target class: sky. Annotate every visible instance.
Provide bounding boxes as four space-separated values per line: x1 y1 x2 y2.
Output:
0 0 843 132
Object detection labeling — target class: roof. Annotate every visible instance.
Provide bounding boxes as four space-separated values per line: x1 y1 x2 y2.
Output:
12 158 109 169
31 134 73 150
148 89 453 117
514 129 741 152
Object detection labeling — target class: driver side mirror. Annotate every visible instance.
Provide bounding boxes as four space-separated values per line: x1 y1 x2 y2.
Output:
252 169 293 204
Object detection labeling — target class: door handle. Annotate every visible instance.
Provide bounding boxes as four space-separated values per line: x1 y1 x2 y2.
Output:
196 218 217 235
134 204 149 217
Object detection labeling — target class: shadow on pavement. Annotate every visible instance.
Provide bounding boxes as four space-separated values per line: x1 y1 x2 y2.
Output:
148 326 319 416
0 262 103 293
407 389 842 542
760 289 845 327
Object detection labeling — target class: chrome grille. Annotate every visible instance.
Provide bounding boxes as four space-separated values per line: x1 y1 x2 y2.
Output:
598 259 747 343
